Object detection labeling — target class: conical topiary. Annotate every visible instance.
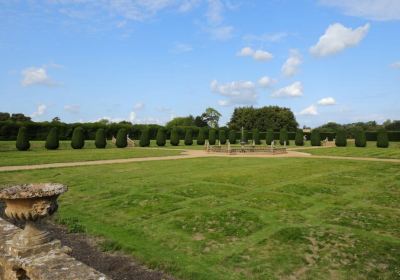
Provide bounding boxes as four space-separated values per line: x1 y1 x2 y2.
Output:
354 129 366 147
377 129 389 148
253 129 260 145
279 128 289 146
219 130 226 145
228 130 236 144
209 129 216 145
266 129 274 145
45 127 59 150
116 128 128 148
311 130 321 146
16 127 30 151
197 128 205 145
71 127 85 149
170 127 179 146
295 129 304 146
184 129 193 146
335 129 347 147
139 127 150 147
95 128 107 149
156 128 166 146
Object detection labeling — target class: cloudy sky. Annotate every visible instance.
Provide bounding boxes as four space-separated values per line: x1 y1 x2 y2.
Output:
0 0 399 127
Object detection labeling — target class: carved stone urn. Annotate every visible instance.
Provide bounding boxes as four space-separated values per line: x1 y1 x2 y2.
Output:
0 183 67 254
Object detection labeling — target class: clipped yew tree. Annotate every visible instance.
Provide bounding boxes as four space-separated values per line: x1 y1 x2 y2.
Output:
219 130 226 145
311 130 321 146
197 128 205 145
170 127 179 146
45 127 59 150
95 128 107 149
209 129 216 145
335 129 347 147
184 129 193 146
355 129 366 147
115 128 128 148
377 129 389 148
228 130 236 144
139 127 150 147
266 129 274 145
156 128 166 146
279 128 289 146
295 129 304 146
253 129 261 145
71 127 85 149
241 130 248 144
16 127 30 151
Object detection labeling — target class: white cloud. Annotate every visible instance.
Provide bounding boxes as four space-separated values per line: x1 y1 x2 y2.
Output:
64 104 80 114
206 0 223 24
299 105 318 116
21 67 57 87
282 49 302 77
129 111 136 123
172 42 193 53
320 0 400 21
237 47 273 62
391 61 400 69
211 79 258 106
310 23 370 57
31 104 47 118
271 81 303 98
258 76 276 88
179 0 201 12
318 97 337 105
133 102 145 110
208 25 234 41
243 32 288 43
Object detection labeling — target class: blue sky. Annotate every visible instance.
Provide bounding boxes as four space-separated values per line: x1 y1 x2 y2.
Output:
0 0 399 127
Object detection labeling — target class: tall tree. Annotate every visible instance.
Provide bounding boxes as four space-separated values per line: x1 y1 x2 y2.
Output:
201 107 222 128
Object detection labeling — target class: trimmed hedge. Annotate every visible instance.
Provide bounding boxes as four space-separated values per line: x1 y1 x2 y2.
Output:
45 127 59 150
253 129 260 145
156 128 166 146
355 129 366 147
377 129 389 148
170 127 179 146
95 128 107 149
16 127 30 151
219 130 226 145
228 130 236 144
279 128 289 146
266 129 274 145
184 129 193 146
311 130 321 146
335 129 347 147
116 128 128 148
139 127 150 147
197 128 205 145
71 127 85 149
209 129 216 145
295 129 304 146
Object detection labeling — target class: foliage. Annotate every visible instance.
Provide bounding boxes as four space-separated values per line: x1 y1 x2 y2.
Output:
279 128 289 146
156 128 166 146
228 130 236 144
295 129 304 146
45 127 60 150
311 130 321 146
377 129 389 148
139 127 150 147
166 116 194 128
194 116 208 127
354 129 366 148
184 129 193 146
170 127 179 146
335 129 347 147
116 128 128 148
384 120 400 131
228 106 298 131
252 129 260 145
71 127 85 149
266 129 274 145
208 129 216 145
95 128 107 149
219 129 226 145
201 107 222 128
16 127 30 151
197 128 205 145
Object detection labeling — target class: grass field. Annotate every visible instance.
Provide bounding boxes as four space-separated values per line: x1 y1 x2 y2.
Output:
297 141 400 159
1 157 399 279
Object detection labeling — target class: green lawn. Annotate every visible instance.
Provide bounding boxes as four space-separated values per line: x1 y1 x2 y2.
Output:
297 141 400 159
0 157 399 279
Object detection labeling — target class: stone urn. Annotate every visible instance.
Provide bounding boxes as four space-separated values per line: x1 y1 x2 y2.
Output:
0 183 67 253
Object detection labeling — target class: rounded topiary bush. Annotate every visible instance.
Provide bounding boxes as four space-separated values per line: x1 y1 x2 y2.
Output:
95 128 107 149
377 129 389 148
266 129 274 145
219 130 226 145
355 129 366 147
197 128 205 145
139 127 150 147
156 128 166 146
295 129 304 146
16 127 30 151
335 129 347 147
115 128 128 148
228 130 236 144
170 127 179 146
253 129 260 145
311 130 321 146
209 129 216 145
45 127 59 150
279 128 289 146
184 129 193 146
71 127 85 149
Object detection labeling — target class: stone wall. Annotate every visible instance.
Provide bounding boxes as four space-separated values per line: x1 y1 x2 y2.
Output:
0 217 109 280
